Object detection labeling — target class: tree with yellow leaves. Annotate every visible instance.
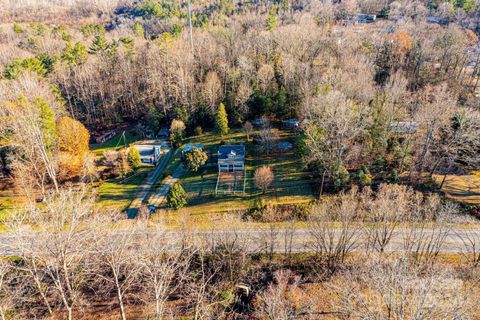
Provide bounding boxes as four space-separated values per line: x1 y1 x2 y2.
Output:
56 116 90 180
391 31 412 58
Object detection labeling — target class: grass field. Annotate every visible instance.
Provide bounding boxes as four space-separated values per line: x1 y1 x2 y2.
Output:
179 129 314 215
96 166 154 210
433 172 480 205
90 130 141 155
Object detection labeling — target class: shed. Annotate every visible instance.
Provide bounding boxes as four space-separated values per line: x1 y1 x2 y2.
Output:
282 119 299 129
182 144 204 154
277 141 293 150
251 117 267 127
157 128 169 138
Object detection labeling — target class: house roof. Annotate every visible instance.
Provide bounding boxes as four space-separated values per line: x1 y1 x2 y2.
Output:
390 121 418 133
133 141 165 157
218 145 245 161
282 119 299 127
277 141 293 150
183 144 203 153
134 145 155 157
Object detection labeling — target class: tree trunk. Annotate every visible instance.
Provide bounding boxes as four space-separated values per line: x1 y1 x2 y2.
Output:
319 170 326 199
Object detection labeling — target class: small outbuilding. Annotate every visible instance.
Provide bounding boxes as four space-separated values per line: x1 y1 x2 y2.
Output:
218 145 245 172
157 128 169 138
282 119 299 129
251 117 267 127
95 130 116 144
182 144 204 154
277 141 293 151
356 14 376 23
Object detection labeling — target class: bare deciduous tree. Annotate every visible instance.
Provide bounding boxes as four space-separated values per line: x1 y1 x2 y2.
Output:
137 228 192 319
333 258 472 319
8 187 95 319
243 121 253 141
308 192 361 276
255 165 274 194
257 121 279 155
255 270 312 320
92 218 142 320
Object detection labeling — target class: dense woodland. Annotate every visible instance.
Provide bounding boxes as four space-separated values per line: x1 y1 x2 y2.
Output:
0 0 480 319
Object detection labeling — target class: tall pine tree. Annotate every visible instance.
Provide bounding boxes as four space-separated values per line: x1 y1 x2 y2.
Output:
215 103 229 136
35 97 56 153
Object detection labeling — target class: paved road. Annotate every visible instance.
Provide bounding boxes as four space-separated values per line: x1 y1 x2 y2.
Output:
1 227 480 256
126 150 172 218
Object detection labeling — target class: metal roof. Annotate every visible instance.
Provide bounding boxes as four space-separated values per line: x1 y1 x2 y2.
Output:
218 145 245 161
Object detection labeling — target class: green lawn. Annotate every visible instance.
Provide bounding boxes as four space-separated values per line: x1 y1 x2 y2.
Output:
179 129 314 215
96 166 154 210
90 130 141 155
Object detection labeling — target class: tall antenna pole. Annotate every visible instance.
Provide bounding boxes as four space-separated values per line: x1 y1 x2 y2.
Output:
187 0 194 55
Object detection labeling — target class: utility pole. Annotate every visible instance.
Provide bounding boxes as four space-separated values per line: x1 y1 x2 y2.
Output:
187 0 194 55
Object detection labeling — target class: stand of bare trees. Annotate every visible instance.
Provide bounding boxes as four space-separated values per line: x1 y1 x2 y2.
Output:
0 182 479 318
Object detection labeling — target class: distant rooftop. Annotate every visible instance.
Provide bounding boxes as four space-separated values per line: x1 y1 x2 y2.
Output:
183 144 203 153
390 121 418 133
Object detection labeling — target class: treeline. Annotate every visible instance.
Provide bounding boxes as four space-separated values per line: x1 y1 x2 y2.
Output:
1 185 479 319
1 1 479 126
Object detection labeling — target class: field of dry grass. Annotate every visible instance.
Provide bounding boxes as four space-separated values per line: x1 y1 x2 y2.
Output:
433 172 480 204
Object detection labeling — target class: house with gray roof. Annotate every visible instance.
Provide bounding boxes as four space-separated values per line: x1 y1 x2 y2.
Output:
218 145 245 172
133 141 167 165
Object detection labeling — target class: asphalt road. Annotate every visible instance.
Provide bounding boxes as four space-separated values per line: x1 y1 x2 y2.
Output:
1 227 479 256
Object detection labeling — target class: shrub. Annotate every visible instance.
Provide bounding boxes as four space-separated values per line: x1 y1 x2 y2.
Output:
170 119 186 148
334 166 350 191
13 23 24 33
357 167 372 187
128 146 141 170
389 169 399 183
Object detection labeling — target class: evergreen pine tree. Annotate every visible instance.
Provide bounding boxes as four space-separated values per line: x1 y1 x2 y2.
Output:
167 183 187 209
35 98 56 153
89 35 109 54
215 103 229 135
266 7 278 31
276 86 288 117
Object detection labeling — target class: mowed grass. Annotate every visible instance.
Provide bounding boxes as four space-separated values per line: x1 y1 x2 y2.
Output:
96 166 154 210
179 129 314 215
90 130 141 155
433 172 480 204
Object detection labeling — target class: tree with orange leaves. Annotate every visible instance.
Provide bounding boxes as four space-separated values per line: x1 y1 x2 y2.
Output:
391 31 413 58
464 29 478 46
56 116 90 180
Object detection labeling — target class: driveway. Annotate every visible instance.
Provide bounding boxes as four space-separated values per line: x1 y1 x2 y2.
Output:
126 149 172 218
148 164 187 208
